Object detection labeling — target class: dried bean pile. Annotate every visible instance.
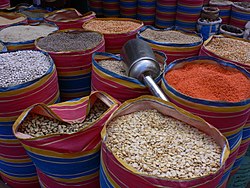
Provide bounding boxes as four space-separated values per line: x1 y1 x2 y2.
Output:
98 59 164 76
84 20 142 34
206 37 250 64
0 50 51 88
106 109 222 179
140 29 202 44
0 16 25 26
19 100 108 137
36 31 103 52
165 62 250 102
0 25 57 43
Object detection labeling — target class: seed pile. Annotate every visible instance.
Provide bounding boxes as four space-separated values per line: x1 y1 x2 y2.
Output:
83 20 142 34
98 59 164 76
206 37 250 64
165 62 250 102
0 50 51 88
19 100 108 137
140 29 202 44
106 109 222 179
0 24 58 43
36 31 103 52
0 15 25 26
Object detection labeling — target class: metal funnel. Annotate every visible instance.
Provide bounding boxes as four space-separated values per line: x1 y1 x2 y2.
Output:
121 39 168 101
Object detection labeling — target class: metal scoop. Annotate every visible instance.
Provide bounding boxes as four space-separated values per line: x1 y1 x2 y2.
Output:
121 39 168 101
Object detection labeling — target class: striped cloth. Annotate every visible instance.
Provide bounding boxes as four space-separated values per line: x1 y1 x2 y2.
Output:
103 0 120 17
0 0 10 9
230 2 250 29
120 0 137 19
88 0 103 16
137 0 156 25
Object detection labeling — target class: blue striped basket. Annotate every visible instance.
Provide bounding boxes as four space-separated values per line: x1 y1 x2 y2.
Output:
230 2 250 29
137 0 156 25
120 0 137 19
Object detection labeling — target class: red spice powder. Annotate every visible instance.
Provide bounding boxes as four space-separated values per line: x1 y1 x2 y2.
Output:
165 62 250 102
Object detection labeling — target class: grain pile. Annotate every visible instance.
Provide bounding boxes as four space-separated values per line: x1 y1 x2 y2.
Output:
106 109 222 179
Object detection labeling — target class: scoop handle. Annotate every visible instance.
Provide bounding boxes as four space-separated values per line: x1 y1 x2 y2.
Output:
143 75 168 101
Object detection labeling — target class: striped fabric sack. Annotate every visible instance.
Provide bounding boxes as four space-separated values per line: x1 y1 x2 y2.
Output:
13 91 120 188
83 18 144 54
0 51 60 188
209 0 233 24
103 0 120 17
0 23 58 51
137 0 156 25
44 9 96 30
91 51 167 102
0 0 10 9
161 56 250 188
196 18 222 40
35 30 105 101
137 25 203 64
0 12 27 29
100 95 230 188
175 0 203 31
155 0 177 29
88 0 103 16
230 2 250 29
120 0 137 19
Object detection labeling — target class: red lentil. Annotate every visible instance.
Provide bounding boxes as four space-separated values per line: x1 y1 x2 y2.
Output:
165 62 250 102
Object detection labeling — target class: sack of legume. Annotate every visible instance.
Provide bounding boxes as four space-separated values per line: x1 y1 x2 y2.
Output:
161 56 250 187
137 25 203 64
0 22 58 51
120 0 137 19
44 8 96 30
91 51 166 102
0 12 27 29
0 50 60 188
19 6 49 24
209 0 233 24
100 95 230 188
199 35 250 72
230 2 250 29
197 18 222 41
13 91 119 188
82 18 144 54
35 29 105 101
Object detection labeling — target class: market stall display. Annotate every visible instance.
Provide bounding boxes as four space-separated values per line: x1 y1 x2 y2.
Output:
100 96 230 188
137 0 156 25
161 56 250 187
44 8 96 30
0 12 27 29
0 50 60 188
83 18 143 53
0 23 58 51
36 29 105 101
138 26 203 64
13 91 119 188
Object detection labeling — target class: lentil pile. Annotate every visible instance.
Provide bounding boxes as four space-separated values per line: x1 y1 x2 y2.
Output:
98 59 164 76
0 15 25 26
19 100 108 137
0 24 58 43
140 29 202 44
165 62 250 102
205 37 250 64
106 109 222 179
0 50 51 88
36 31 103 52
83 20 142 34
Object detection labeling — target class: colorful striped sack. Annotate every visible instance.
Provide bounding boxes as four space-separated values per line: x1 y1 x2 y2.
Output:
35 29 105 102
0 0 10 9
209 0 233 24
0 12 27 29
83 18 144 54
120 0 137 19
203 0 210 6
137 25 203 64
100 95 230 188
175 0 203 31
196 18 222 40
137 0 156 25
91 51 167 102
0 23 58 52
88 0 103 16
230 2 250 29
161 56 250 187
44 9 96 30
19 6 49 24
155 0 177 29
103 0 120 17
0 51 60 188
13 91 120 188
